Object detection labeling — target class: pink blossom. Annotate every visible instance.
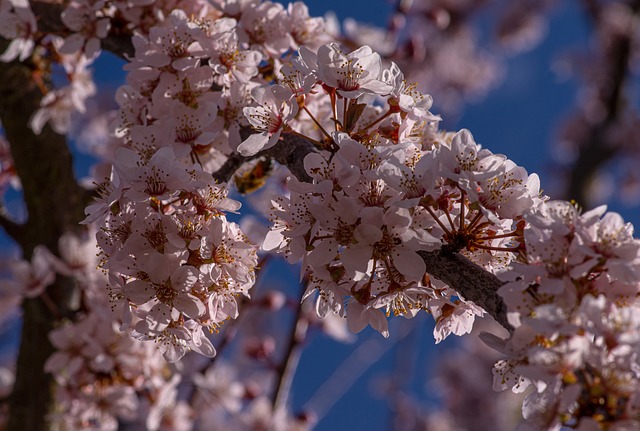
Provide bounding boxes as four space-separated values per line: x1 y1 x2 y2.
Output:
285 2 330 48
239 85 297 156
437 128 507 185
3 246 55 298
316 43 393 98
60 0 111 59
238 1 290 57
430 297 485 343
205 22 262 85
346 299 389 338
114 146 191 201
0 0 36 62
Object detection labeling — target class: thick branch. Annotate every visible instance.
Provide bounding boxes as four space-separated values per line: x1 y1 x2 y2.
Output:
0 42 86 431
417 250 511 331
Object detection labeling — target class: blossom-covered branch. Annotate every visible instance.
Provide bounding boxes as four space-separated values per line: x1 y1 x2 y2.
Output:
216 130 513 331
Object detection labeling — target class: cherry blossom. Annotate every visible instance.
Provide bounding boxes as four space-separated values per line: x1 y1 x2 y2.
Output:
204 19 262 85
239 85 297 155
0 0 36 62
316 43 392 99
29 54 97 135
1 246 55 298
45 311 170 430
60 0 112 59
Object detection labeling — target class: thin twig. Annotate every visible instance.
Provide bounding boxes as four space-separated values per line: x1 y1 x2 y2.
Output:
272 284 310 411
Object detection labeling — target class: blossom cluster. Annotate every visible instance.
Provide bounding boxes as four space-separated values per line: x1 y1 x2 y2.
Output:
1 2 335 427
0 228 312 430
0 0 100 134
239 39 640 428
252 42 541 341
485 202 640 430
88 2 335 363
0 230 195 430
338 0 502 113
45 311 172 431
0 0 331 137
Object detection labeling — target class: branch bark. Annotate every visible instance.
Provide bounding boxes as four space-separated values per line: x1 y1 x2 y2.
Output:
418 250 510 331
212 132 315 184
0 41 87 431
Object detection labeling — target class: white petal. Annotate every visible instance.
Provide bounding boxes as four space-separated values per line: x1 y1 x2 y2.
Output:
237 132 268 156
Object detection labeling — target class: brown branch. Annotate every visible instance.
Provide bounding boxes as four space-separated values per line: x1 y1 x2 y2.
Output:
212 131 315 184
272 286 309 412
0 40 86 431
566 0 640 208
417 250 511 331
0 208 23 243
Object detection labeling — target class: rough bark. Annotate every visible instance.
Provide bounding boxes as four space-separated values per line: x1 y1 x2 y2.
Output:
0 42 86 431
418 250 510 331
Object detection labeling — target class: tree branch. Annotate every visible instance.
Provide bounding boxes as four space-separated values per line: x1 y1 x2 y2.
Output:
0 40 86 431
229 132 512 332
272 286 309 412
566 0 640 208
0 207 24 243
212 132 315 184
417 250 511 331
30 0 134 59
